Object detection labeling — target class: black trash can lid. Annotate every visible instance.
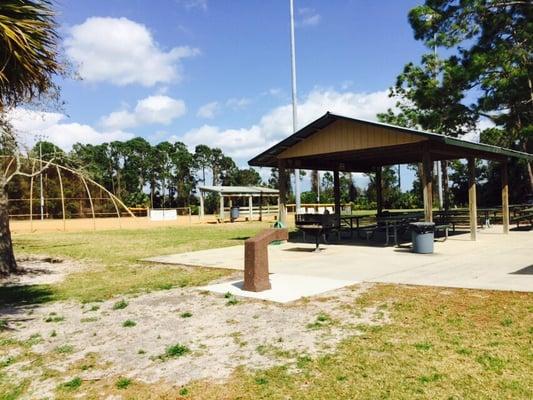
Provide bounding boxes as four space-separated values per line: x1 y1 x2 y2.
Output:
409 222 435 233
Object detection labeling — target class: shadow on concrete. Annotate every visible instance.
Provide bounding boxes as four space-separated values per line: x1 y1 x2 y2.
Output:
283 247 324 253
510 265 533 275
288 228 469 248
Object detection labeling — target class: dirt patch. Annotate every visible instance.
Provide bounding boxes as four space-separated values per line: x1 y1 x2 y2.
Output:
0 257 86 286
2 281 385 399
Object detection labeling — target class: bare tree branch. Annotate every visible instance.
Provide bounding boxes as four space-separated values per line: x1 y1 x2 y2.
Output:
3 156 15 177
5 153 54 183
488 1 531 8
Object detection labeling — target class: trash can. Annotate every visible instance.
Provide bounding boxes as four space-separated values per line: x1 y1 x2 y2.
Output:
409 222 435 254
230 206 240 222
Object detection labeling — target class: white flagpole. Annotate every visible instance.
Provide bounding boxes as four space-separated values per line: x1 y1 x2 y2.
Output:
289 0 301 213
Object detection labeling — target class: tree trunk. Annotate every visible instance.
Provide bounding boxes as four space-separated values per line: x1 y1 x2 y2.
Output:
0 180 17 277
310 170 319 195
441 160 450 211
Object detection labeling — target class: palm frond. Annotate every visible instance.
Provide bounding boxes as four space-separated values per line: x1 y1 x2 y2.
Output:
0 0 62 108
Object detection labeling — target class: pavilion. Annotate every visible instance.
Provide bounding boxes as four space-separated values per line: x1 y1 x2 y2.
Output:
198 186 279 222
249 112 533 240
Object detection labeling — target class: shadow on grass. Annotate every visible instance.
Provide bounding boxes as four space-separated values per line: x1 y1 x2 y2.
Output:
0 284 55 307
14 241 90 250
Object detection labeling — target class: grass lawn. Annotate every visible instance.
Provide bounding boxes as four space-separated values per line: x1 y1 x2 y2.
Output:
8 222 271 303
186 286 532 400
2 222 532 399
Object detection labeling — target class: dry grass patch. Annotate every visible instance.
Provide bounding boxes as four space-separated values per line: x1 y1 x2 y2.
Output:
183 285 532 399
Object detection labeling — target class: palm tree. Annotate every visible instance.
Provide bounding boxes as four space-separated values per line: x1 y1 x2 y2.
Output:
0 0 62 276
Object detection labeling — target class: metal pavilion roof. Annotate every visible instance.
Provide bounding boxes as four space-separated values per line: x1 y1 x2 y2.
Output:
248 112 533 170
198 186 279 195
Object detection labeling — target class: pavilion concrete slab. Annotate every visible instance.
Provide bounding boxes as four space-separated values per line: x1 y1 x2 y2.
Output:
144 227 533 293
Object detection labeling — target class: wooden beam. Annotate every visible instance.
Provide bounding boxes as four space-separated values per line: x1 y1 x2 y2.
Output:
468 157 477 240
260 193 263 221
219 194 224 222
333 170 341 227
422 152 433 222
501 160 509 234
278 159 287 225
376 167 383 215
199 191 204 221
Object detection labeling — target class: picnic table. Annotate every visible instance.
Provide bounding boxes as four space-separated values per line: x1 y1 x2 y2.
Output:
478 208 500 228
512 206 533 228
340 214 374 238
375 213 422 246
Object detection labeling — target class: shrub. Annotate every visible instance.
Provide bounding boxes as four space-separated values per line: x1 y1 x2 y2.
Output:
60 377 82 391
113 299 128 310
116 377 132 389
165 343 190 358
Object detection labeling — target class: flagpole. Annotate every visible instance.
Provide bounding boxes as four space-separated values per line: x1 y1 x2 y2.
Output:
289 0 301 213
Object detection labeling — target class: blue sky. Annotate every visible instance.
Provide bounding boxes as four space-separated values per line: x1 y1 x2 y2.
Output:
11 0 439 191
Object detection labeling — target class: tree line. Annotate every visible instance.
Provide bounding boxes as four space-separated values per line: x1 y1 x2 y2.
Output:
23 139 263 212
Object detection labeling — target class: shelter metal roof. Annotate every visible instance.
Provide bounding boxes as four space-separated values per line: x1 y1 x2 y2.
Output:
248 112 533 171
198 186 279 196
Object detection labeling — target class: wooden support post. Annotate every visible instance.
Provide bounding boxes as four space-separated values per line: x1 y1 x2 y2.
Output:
376 167 383 216
278 159 287 225
333 170 341 227
501 160 509 234
248 195 253 221
219 194 224 222
199 191 204 221
422 152 433 222
260 193 264 221
468 157 477 241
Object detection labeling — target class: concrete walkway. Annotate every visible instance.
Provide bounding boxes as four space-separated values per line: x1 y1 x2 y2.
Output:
146 227 533 293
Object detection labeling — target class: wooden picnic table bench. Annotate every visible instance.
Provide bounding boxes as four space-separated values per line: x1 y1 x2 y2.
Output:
511 208 533 228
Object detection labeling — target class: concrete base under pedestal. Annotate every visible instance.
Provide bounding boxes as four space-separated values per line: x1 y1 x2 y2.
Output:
199 273 358 303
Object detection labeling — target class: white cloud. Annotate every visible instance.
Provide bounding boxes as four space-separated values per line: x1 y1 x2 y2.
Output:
177 0 208 10
298 8 321 27
195 97 251 120
259 89 396 141
263 88 283 97
101 95 187 130
179 88 396 161
226 97 251 110
181 125 267 159
196 101 220 119
65 17 199 86
461 118 495 143
7 108 134 151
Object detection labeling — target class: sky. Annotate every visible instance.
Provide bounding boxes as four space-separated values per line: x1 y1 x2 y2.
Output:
8 0 454 191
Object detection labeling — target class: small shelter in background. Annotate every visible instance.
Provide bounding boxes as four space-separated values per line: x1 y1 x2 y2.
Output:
198 186 279 222
249 112 533 240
